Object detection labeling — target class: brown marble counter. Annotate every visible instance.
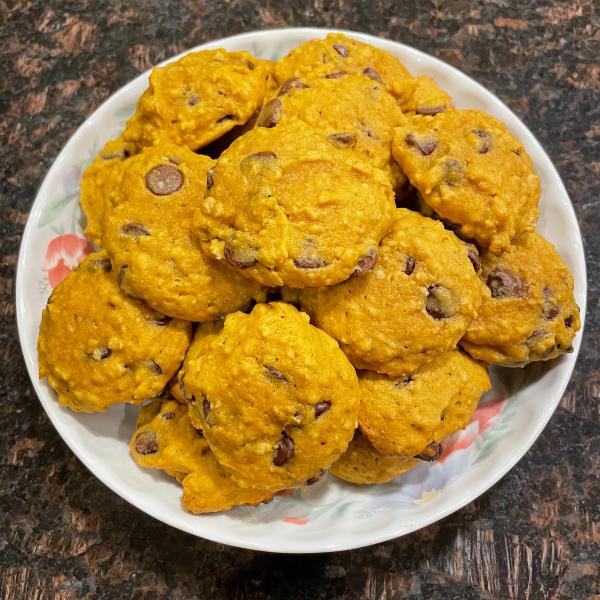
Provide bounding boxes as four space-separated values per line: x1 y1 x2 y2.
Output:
1 1 598 598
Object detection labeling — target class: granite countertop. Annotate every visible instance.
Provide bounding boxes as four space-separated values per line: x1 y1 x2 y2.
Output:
1 1 598 598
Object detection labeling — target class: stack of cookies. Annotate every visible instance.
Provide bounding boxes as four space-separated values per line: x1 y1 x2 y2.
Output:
37 34 580 514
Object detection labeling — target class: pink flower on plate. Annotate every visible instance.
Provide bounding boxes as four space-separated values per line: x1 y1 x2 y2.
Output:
440 394 506 462
43 234 93 288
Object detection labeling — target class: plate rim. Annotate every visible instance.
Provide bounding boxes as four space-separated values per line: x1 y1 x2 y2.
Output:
15 26 588 553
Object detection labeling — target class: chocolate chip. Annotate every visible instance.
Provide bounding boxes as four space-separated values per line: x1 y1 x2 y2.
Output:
187 95 200 106
306 471 326 486
240 151 277 174
121 223 149 237
405 133 437 156
148 360 162 375
224 243 257 269
362 67 383 83
328 132 357 148
486 269 528 298
415 442 442 461
117 265 128 290
564 315 574 328
425 285 451 320
278 77 309 95
473 129 492 154
264 365 287 383
89 347 111 361
206 167 215 190
294 256 328 269
257 98 282 128
353 248 378 276
135 431 158 455
543 303 560 320
217 114 234 123
526 329 550 347
202 398 211 419
404 256 416 275
314 400 331 418
415 105 447 116
273 433 294 466
443 158 464 185
513 149 522 157
145 164 184 196
90 257 112 272
324 71 347 79
333 42 349 57
464 243 481 273
195 428 205 438
162 411 175 420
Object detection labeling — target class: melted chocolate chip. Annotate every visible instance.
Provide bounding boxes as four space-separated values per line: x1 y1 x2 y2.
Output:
425 285 451 319
162 411 175 420
542 303 560 320
117 265 128 290
148 360 162 375
464 243 481 273
333 42 349 57
90 257 112 272
240 151 277 174
224 243 257 269
415 441 442 461
150 314 172 326
415 105 447 116
362 67 383 83
473 129 492 154
404 256 416 275
294 256 328 269
135 431 158 455
486 269 528 298
352 248 378 276
264 365 287 383
121 223 149 237
145 164 184 196
89 347 111 361
405 133 437 156
394 375 413 387
443 158 464 185
564 315 574 328
203 398 211 419
273 433 294 466
278 77 309 95
257 98 282 128
328 132 357 148
324 71 347 79
187 95 200 106
206 168 215 190
314 400 331 418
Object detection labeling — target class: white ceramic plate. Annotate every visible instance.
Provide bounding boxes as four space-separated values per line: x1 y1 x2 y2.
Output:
16 28 586 553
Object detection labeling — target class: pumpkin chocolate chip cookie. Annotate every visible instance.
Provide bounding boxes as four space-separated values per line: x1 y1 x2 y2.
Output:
392 109 540 253
194 119 395 287
359 350 491 458
123 49 271 150
80 135 137 246
102 143 266 322
461 231 580 365
37 252 192 412
258 72 406 189
181 302 360 490
130 399 274 513
299 209 482 376
330 430 418 485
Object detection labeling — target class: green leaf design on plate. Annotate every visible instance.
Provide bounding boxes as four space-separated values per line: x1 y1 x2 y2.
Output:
37 192 79 228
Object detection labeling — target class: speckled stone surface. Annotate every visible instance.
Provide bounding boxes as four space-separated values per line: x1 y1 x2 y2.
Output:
1 1 598 598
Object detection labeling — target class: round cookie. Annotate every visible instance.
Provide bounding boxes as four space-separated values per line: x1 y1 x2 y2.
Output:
359 351 491 458
130 399 273 513
103 143 266 322
392 109 540 253
330 430 418 485
299 209 483 376
258 73 407 189
194 119 395 287
80 135 137 246
461 231 581 365
181 302 360 490
274 33 413 104
37 252 192 412
123 50 271 150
